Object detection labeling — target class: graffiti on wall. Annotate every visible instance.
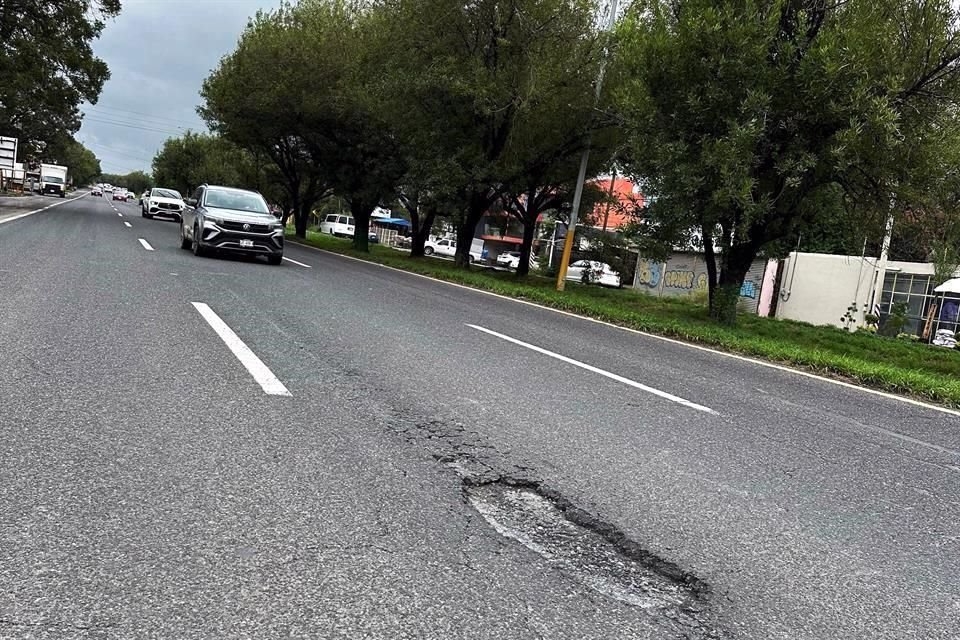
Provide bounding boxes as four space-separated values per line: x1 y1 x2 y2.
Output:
739 280 759 299
636 260 662 289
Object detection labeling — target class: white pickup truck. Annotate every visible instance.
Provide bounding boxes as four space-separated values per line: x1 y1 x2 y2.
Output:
423 237 483 263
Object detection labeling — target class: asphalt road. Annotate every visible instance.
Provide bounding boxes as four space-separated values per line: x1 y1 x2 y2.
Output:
1 194 957 639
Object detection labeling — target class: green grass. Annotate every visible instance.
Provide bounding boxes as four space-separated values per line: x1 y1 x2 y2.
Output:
288 230 960 407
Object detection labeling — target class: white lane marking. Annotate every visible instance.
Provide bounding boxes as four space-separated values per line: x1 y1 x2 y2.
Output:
282 256 312 268
123 221 132 228
290 241 960 418
468 324 717 415
0 192 88 226
138 238 154 251
117 212 122 217
191 302 292 397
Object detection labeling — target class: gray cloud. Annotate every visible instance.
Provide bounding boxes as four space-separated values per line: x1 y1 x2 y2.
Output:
78 0 281 175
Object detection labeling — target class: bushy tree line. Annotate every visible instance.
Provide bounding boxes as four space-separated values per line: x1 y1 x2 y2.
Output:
168 0 960 322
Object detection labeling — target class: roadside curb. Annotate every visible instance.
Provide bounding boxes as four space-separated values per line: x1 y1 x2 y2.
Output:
286 238 960 418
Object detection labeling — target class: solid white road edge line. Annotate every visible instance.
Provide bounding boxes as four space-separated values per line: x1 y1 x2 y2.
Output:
0 192 88 226
191 302 292 397
123 221 132 228
138 238 154 251
288 241 960 419
468 323 717 415
282 256 312 268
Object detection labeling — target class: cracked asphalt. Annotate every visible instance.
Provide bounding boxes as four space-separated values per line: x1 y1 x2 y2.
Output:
1 194 958 639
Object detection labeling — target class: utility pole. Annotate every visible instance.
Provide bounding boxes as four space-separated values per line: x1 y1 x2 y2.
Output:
870 207 896 319
555 0 620 291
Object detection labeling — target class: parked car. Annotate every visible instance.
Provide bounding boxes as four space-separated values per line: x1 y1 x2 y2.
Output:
496 251 522 269
320 214 355 237
423 238 482 263
142 187 185 220
565 260 621 287
180 184 284 265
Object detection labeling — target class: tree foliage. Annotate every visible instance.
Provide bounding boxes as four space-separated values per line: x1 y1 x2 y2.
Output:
46 138 101 186
100 170 153 193
613 0 960 323
0 0 120 155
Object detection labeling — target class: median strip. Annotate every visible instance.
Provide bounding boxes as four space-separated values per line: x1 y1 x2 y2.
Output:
467 323 717 414
191 302 292 397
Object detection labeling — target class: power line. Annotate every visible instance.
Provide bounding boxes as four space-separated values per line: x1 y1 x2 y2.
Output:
85 104 200 129
82 117 186 135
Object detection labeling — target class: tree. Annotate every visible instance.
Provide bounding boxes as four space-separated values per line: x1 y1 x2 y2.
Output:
46 138 101 186
614 0 960 324
152 132 256 196
200 7 330 238
375 0 608 267
0 0 120 155
99 171 153 193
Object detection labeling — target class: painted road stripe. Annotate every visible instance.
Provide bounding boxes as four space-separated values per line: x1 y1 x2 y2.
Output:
291 242 960 418
123 221 132 228
468 324 717 415
117 212 122 217
0 192 88 226
191 302 292 397
138 238 154 251
282 256 312 268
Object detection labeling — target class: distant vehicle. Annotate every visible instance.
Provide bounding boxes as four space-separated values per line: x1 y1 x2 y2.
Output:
39 164 68 198
91 186 103 197
142 187 185 220
496 251 522 269
180 184 284 265
139 190 149 206
423 237 482 263
566 260 621 288
112 190 129 201
320 214 355 237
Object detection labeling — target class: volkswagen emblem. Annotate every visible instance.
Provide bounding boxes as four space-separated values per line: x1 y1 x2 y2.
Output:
243 223 250 231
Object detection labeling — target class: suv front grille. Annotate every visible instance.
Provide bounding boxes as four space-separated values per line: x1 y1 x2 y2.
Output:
158 202 181 210
219 220 270 233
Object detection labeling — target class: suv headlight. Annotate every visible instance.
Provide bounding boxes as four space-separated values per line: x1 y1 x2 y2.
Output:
203 217 223 228
271 223 284 233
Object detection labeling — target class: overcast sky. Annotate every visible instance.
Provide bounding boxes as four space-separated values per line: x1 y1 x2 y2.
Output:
77 0 282 176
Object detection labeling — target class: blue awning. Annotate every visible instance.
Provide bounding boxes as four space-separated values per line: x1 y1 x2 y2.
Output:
372 217 411 227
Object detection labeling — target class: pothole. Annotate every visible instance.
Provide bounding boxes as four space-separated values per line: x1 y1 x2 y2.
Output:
464 479 721 638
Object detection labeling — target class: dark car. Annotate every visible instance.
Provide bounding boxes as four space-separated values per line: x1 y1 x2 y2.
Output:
179 185 284 265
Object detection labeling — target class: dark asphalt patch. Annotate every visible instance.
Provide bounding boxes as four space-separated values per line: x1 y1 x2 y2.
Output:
462 477 723 639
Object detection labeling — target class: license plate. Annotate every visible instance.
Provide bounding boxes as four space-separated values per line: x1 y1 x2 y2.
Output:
240 239 254 248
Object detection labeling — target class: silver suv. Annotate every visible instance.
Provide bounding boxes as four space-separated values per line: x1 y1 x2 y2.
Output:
179 185 284 264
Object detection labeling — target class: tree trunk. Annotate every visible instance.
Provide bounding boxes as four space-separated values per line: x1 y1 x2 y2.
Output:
516 217 536 276
454 191 489 268
702 225 718 309
351 198 372 252
410 208 435 258
710 243 755 325
292 193 307 239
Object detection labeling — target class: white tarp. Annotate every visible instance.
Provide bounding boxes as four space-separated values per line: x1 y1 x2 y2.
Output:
933 278 960 294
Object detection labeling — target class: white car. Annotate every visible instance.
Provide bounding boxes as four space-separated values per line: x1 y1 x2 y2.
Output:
566 260 621 287
142 187 186 219
496 251 523 269
423 238 482 263
320 214 356 237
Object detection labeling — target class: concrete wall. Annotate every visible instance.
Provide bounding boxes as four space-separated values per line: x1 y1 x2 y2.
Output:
775 252 878 327
634 251 767 312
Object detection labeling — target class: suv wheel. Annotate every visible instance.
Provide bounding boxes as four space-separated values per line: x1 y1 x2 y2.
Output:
423 246 434 256
192 225 205 257
179 222 191 250
267 254 283 265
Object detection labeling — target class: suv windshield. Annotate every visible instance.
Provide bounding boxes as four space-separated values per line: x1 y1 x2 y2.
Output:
204 189 268 214
152 189 181 199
